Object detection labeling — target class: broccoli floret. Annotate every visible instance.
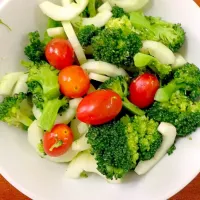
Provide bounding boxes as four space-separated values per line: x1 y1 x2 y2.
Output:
77 25 101 47
86 115 162 180
22 61 60 101
99 76 145 116
27 81 44 110
111 6 129 18
134 53 172 79
92 28 142 67
105 15 132 35
155 63 200 102
147 91 200 137
0 93 33 128
24 31 45 63
39 97 69 131
130 12 185 52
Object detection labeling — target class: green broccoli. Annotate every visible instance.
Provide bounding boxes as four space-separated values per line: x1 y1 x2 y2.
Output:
0 93 33 128
38 97 68 131
147 91 200 137
99 76 145 116
130 12 185 52
86 115 162 180
22 61 60 101
24 31 45 63
111 6 129 18
81 0 102 17
105 15 132 35
134 53 172 79
91 28 142 67
77 25 101 47
155 63 200 102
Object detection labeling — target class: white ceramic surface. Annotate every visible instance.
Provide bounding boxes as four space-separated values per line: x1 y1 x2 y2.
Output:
0 0 200 200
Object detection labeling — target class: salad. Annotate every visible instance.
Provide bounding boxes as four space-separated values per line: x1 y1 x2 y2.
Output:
0 0 200 183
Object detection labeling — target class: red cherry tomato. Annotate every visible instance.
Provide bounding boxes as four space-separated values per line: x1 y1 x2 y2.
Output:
77 90 122 125
45 38 74 70
129 73 160 108
43 124 73 157
58 65 90 98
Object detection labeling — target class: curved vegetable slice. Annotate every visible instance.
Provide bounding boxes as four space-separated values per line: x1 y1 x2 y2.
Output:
55 108 76 125
82 59 128 77
32 105 42 120
65 151 122 183
89 73 109 82
12 74 28 95
47 27 66 39
172 53 187 68
70 118 83 140
46 147 78 163
82 10 113 28
69 98 83 109
39 0 89 21
78 122 89 135
61 0 71 7
97 2 112 12
62 21 87 65
113 0 149 12
135 122 177 175
141 41 175 65
27 120 44 156
0 72 24 96
72 134 90 151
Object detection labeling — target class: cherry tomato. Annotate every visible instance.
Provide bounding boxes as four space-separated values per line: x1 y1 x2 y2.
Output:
45 38 74 70
77 90 122 125
58 65 90 98
43 124 73 157
129 73 160 108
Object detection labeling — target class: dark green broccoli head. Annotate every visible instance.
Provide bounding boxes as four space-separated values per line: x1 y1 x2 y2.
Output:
86 120 134 180
92 28 142 67
147 91 200 137
24 31 45 62
111 6 129 18
130 12 185 52
155 63 200 102
77 25 101 47
0 93 33 128
87 115 162 179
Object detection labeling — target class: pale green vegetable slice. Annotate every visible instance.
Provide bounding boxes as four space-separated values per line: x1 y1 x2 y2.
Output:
89 73 109 82
47 27 66 39
12 74 28 95
0 72 24 96
39 0 89 21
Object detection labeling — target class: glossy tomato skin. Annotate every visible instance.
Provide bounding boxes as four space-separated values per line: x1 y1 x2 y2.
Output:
129 73 160 108
77 90 122 125
43 124 73 157
58 65 90 98
45 38 74 70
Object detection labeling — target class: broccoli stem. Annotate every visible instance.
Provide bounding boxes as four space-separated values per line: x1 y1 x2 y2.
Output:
17 112 33 127
154 81 185 102
88 0 96 17
39 98 67 131
122 98 145 116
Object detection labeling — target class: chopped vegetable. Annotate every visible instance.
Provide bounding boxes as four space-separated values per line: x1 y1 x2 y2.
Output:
154 63 200 102
141 40 175 65
130 11 185 52
0 72 24 96
172 53 187 68
89 73 109 82
62 21 87 65
12 74 28 95
47 27 66 39
82 60 128 77
39 0 89 21
72 134 91 151
135 122 176 175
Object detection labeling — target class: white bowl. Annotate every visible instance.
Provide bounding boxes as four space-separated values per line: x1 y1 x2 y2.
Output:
0 0 200 200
